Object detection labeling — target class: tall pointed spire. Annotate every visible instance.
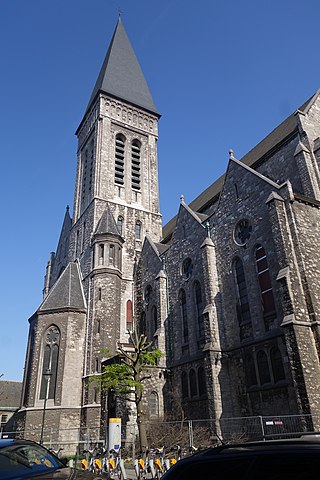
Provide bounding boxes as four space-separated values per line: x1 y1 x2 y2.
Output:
86 18 159 115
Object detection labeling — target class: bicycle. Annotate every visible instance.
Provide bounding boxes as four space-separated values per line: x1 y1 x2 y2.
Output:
48 447 64 459
134 456 148 480
107 448 127 480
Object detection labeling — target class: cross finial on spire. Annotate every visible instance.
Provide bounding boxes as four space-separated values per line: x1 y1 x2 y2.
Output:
118 7 124 18
229 149 235 160
180 194 185 203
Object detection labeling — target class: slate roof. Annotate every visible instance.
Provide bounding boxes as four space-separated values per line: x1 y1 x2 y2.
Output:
162 90 320 242
0 381 22 409
85 18 159 116
39 262 86 312
95 207 120 236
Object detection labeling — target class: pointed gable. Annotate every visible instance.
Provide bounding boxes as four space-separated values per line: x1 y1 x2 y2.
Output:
39 262 86 312
86 18 159 116
162 90 320 243
95 206 120 236
216 152 282 213
170 198 206 244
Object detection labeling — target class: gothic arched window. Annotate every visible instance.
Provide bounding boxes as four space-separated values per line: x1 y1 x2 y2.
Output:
40 325 60 400
131 140 141 190
149 391 159 417
151 306 158 337
245 354 258 387
189 369 197 397
144 285 152 309
194 281 204 338
126 300 133 332
181 371 188 398
117 216 124 236
135 221 142 240
98 244 105 266
233 257 252 341
179 289 188 343
140 312 146 336
270 347 286 383
234 258 251 326
255 245 276 317
115 134 125 185
198 366 206 396
182 258 193 280
257 350 271 385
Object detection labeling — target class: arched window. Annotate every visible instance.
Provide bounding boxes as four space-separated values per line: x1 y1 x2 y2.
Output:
179 289 188 343
270 347 285 383
181 371 188 398
131 140 141 190
255 245 276 317
40 326 60 400
140 312 146 336
194 281 204 338
109 244 115 266
81 142 94 212
99 244 104 266
115 134 125 185
144 285 152 307
135 221 142 240
189 369 197 397
149 391 159 417
117 216 124 236
257 350 271 385
126 300 133 332
182 258 193 280
198 366 206 396
151 306 157 337
234 258 251 326
245 354 257 387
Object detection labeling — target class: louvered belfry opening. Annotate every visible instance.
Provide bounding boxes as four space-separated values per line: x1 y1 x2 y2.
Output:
131 140 141 190
115 134 125 185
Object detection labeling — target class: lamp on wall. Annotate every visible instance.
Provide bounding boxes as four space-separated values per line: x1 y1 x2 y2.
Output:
40 368 52 445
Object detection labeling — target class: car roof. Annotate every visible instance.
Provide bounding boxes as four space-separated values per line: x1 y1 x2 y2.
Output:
190 437 320 458
0 439 14 447
0 438 42 448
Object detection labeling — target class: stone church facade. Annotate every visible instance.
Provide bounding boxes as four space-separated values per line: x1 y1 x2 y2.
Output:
15 19 320 443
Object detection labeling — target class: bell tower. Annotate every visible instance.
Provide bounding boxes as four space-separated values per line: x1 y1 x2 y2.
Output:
70 18 163 410
73 18 161 225
19 17 163 443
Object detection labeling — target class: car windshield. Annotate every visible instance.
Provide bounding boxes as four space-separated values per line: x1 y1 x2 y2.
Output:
0 442 64 479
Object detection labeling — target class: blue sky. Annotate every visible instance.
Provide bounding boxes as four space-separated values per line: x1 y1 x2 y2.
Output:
1 0 320 381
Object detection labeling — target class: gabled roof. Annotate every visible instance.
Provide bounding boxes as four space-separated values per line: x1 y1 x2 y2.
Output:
0 381 22 408
95 206 120 236
85 18 159 116
162 90 320 242
39 262 86 312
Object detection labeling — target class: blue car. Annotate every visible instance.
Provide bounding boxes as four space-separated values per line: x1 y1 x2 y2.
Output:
0 438 104 479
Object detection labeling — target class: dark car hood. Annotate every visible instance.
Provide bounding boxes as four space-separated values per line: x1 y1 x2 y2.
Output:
5 466 98 480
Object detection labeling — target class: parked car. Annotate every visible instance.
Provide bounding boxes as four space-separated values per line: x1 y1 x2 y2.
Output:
0 438 104 479
161 436 320 480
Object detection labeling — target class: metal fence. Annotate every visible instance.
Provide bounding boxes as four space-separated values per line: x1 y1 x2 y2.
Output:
2 414 320 457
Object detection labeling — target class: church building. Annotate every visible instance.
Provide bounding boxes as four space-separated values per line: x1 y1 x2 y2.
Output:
16 18 320 445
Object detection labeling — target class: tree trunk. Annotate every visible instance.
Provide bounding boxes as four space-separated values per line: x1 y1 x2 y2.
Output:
136 392 148 457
